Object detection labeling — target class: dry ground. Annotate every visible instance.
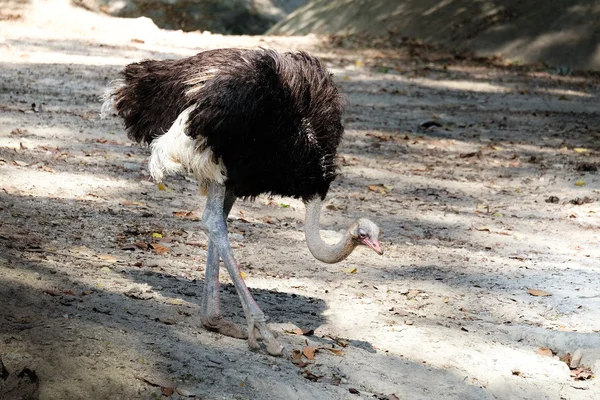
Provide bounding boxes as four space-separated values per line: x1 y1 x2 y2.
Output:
1 2 600 399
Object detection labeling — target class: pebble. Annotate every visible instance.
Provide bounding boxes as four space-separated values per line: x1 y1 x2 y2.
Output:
570 348 583 369
122 162 141 171
229 233 244 241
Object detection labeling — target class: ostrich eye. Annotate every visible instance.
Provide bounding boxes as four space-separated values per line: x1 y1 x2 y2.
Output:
357 228 368 239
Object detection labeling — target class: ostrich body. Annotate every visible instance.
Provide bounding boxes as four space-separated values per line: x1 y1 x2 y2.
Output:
102 48 382 355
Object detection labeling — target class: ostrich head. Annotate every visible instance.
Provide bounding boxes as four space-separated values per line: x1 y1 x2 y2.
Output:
304 199 383 264
351 218 383 255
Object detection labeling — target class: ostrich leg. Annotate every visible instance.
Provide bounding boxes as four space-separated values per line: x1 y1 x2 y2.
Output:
201 182 283 356
200 186 247 339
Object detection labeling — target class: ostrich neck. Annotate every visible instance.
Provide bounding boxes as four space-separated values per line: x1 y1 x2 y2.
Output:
304 198 356 264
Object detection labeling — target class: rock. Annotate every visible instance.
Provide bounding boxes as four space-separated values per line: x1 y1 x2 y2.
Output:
269 0 600 70
74 0 307 34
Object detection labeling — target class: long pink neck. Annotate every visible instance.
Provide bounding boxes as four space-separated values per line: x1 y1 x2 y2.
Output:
304 199 357 264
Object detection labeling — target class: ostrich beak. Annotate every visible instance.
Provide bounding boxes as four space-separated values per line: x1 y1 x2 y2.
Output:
361 238 383 255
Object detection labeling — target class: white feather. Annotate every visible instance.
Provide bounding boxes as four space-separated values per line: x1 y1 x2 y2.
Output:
148 106 227 186
100 79 125 118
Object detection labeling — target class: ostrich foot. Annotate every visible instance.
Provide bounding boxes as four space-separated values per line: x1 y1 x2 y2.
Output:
247 316 283 356
201 314 282 355
201 315 247 339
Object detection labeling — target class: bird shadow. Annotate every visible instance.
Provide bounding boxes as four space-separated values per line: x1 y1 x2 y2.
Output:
0 189 379 353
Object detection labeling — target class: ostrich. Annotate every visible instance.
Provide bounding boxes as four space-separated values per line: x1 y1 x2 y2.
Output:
102 48 382 355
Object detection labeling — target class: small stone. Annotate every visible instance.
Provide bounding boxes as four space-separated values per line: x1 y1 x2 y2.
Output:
570 348 584 369
122 162 141 172
178 288 197 297
229 233 244 241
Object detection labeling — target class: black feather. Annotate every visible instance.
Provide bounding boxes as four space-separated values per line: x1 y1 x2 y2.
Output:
109 48 345 201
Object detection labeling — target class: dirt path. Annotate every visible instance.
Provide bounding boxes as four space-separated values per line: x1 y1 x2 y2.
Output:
1 2 600 399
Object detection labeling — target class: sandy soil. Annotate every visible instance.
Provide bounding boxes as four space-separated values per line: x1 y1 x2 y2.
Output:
1 2 600 399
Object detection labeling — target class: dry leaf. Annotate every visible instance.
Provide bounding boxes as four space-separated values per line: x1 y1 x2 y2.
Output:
368 185 387 194
323 348 345 356
366 133 391 142
574 180 586 187
262 216 278 224
125 288 153 300
165 298 184 305
528 288 552 297
97 254 118 262
240 271 247 279
324 335 350 347
571 367 594 381
134 374 171 389
536 347 553 357
303 346 317 360
284 328 314 336
121 200 146 207
570 197 594 205
291 349 308 367
135 241 149 250
574 148 588 153
172 210 199 220
302 370 321 381
150 243 169 254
